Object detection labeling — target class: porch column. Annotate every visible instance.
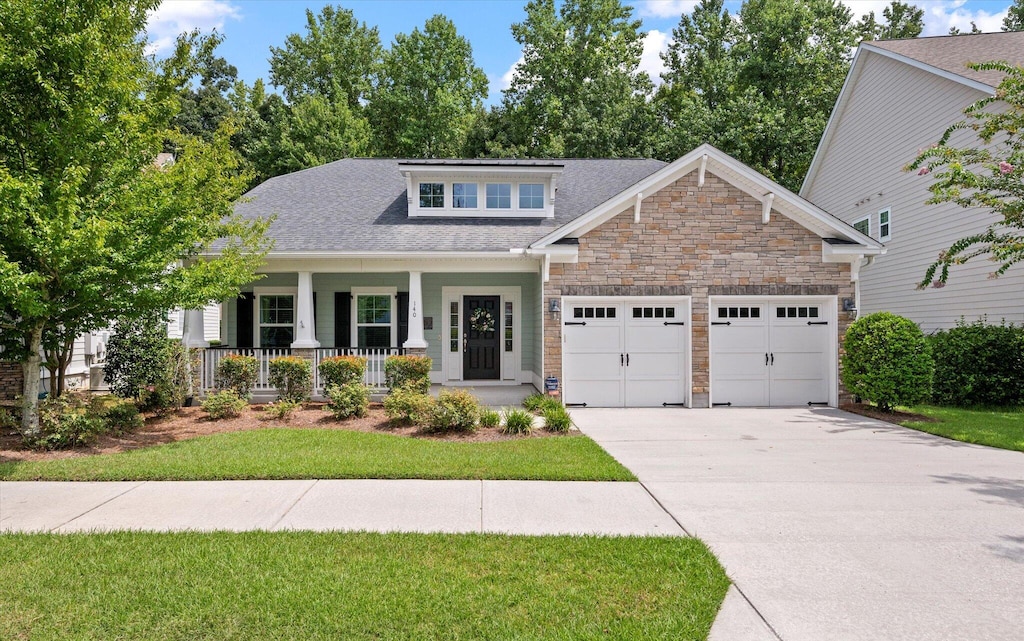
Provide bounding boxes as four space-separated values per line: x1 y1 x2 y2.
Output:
404 271 428 349
182 309 209 348
291 271 320 348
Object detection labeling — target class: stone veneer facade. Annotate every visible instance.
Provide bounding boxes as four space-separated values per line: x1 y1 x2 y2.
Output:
0 361 24 402
543 171 855 408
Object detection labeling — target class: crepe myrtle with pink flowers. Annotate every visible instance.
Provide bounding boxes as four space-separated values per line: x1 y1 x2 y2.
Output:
906 62 1024 288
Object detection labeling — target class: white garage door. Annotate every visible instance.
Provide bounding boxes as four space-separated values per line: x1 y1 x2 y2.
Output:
562 299 689 407
710 299 833 407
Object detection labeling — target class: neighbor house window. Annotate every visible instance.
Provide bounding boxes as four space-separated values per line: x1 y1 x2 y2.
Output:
453 183 477 208
419 183 444 208
356 294 393 348
853 216 870 237
486 183 511 209
519 183 544 209
878 208 891 241
259 295 294 348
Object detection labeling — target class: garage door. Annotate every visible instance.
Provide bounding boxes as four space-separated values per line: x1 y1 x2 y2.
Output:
710 299 832 407
562 299 688 407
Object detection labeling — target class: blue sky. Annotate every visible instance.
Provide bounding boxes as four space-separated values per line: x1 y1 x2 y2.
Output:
147 0 1019 104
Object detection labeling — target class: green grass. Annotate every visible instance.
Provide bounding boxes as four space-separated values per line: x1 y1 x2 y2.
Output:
0 531 729 641
0 428 636 481
901 405 1024 452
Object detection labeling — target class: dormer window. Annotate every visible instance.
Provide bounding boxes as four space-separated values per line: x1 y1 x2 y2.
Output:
419 183 444 208
486 183 512 209
400 160 562 219
519 184 544 209
453 183 477 208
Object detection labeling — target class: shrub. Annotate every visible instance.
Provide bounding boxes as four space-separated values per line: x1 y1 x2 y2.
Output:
326 382 371 420
383 387 435 426
502 407 534 435
842 312 933 411
479 408 501 429
104 315 172 400
200 389 248 420
263 400 300 421
99 401 144 435
268 356 312 403
0 407 18 430
543 405 573 433
216 354 259 398
428 389 480 432
523 392 562 414
928 319 1024 407
385 355 432 393
25 395 104 450
319 355 367 389
139 339 190 414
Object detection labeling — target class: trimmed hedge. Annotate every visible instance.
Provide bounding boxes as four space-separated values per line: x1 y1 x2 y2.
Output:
216 354 258 398
384 355 432 393
268 356 312 403
929 319 1024 407
842 312 933 411
319 356 367 390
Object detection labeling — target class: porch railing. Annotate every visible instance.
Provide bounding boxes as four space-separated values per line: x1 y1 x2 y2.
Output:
200 347 407 395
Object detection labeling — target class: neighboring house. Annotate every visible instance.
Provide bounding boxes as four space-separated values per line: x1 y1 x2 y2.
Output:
801 32 1024 333
201 144 882 408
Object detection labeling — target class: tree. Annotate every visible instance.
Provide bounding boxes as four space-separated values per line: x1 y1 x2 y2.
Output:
1003 0 1024 31
269 5 381 109
0 0 269 436
906 63 1024 286
368 15 488 158
948 22 983 35
500 0 655 158
857 1 924 41
173 31 238 142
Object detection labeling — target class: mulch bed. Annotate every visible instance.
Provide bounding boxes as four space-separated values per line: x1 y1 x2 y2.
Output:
841 402 938 425
0 403 559 463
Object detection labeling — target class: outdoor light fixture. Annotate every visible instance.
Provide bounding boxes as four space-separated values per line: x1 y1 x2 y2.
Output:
549 298 561 317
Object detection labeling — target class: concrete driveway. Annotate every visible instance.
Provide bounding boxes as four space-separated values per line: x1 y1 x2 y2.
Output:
574 408 1024 641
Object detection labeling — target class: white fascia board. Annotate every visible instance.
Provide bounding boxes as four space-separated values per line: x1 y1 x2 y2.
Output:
801 45 995 197
510 245 579 263
822 242 886 264
399 165 564 177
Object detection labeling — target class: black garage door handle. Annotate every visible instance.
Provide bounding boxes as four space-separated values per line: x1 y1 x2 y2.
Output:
664 321 686 326
565 321 587 326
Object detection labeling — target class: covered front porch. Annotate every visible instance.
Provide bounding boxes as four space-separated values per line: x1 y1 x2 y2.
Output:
185 256 545 396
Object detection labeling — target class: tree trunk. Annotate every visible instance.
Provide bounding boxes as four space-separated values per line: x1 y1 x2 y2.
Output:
20 324 44 437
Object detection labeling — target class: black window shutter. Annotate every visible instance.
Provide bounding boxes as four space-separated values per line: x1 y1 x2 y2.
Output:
237 292 254 348
335 292 351 348
397 292 409 348
312 292 317 330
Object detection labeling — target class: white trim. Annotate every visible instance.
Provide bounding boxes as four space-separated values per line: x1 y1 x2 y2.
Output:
851 214 871 238
441 286 523 384
252 287 298 349
350 287 398 349
878 207 892 242
633 192 643 223
530 144 885 253
707 295 838 408
407 178 555 218
560 295 692 408
801 45 995 196
761 192 774 224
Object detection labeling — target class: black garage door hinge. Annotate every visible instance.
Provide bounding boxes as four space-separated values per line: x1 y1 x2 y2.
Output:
712 402 732 407
663 321 686 326
565 321 587 326
565 402 587 407
711 321 731 326
662 402 687 407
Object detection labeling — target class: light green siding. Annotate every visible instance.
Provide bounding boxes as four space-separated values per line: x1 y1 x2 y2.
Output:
311 273 408 348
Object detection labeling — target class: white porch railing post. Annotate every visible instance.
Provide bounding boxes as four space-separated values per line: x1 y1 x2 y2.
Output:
291 271 319 348
404 271 427 350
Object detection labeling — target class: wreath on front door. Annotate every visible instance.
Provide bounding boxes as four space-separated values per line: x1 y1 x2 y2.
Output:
469 307 496 333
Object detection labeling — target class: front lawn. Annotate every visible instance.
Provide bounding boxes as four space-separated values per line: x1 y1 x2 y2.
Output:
0 531 729 641
0 428 635 481
902 405 1024 452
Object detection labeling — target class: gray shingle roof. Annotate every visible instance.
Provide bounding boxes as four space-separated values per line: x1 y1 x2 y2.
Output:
234 158 667 252
868 32 1024 88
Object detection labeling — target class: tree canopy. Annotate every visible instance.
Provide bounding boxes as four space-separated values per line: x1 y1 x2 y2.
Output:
0 0 268 434
906 63 1024 286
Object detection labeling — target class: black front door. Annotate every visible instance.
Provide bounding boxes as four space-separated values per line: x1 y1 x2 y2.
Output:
463 295 500 380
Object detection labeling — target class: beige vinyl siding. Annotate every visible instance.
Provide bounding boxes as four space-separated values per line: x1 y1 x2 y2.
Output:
804 51 1024 332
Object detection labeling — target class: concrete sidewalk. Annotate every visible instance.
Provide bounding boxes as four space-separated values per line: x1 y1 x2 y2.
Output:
0 479 683 536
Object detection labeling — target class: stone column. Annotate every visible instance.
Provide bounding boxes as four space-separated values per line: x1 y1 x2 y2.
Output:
403 271 428 350
291 271 320 349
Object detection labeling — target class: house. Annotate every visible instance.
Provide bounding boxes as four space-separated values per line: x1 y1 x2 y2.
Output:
801 32 1024 333
197 145 882 408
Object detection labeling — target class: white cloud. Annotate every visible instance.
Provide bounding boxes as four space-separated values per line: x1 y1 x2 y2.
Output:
499 55 525 92
640 29 670 85
840 0 893 22
919 1 1008 36
639 1 700 19
146 0 240 54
